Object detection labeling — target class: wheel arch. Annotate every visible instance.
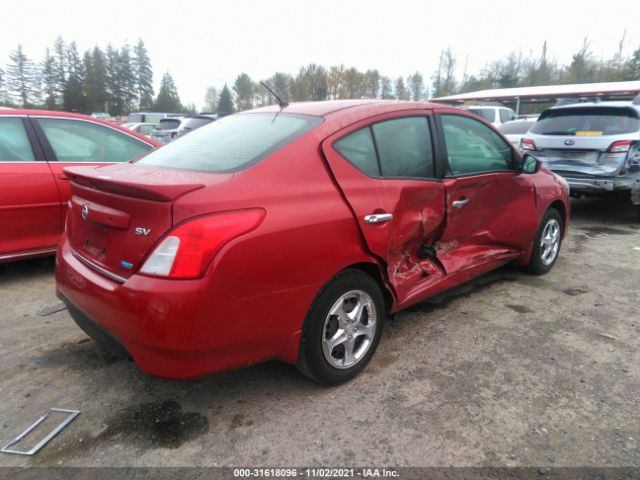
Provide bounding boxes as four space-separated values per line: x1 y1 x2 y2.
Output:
548 200 567 238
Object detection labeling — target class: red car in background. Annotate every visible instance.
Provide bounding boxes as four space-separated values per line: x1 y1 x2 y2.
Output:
0 110 158 263
56 100 570 384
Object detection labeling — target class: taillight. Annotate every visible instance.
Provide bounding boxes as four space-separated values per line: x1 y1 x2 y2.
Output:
139 209 265 279
607 140 632 153
521 138 537 151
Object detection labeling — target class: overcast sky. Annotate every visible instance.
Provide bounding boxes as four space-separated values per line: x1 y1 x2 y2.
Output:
2 0 638 109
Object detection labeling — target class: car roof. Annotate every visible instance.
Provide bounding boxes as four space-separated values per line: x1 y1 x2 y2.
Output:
551 100 635 110
0 109 160 146
249 99 445 120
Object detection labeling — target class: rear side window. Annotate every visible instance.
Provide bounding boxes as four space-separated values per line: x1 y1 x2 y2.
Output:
334 127 379 177
468 108 496 122
530 107 640 136
0 117 35 161
441 114 513 175
137 113 323 172
37 118 152 162
372 117 434 178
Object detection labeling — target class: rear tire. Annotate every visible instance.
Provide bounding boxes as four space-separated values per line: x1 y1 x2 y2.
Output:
297 270 385 385
527 209 563 275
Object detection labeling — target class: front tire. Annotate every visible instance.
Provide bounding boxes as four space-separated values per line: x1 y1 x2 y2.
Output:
297 270 385 385
528 209 563 275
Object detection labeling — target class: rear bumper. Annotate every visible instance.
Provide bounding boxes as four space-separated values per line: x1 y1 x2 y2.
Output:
553 171 640 200
55 236 311 379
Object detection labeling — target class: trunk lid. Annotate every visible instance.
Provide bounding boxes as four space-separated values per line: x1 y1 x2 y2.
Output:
64 163 206 280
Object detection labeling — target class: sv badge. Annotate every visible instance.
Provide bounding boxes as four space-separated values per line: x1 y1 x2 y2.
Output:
135 227 151 236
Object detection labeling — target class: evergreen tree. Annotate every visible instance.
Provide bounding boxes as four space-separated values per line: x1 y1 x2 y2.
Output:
204 86 218 112
0 67 7 105
394 76 409 100
154 71 182 112
233 73 256 110
380 76 393 99
408 72 424 100
118 44 137 112
217 84 234 116
53 36 67 104
105 44 124 115
6 44 36 107
42 48 58 109
343 67 364 98
133 39 154 110
84 47 109 113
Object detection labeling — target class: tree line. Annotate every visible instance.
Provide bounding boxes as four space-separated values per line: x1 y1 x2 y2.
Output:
207 35 640 115
0 36 188 116
2 35 639 117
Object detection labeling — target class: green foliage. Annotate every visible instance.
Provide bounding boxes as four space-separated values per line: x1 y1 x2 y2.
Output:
217 84 234 117
233 73 256 111
6 44 36 107
133 39 154 111
154 72 182 112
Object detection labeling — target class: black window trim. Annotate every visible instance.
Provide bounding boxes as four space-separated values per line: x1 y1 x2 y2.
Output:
435 112 520 179
331 114 442 182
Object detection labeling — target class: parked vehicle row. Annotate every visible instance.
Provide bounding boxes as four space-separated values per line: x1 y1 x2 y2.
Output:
149 114 218 144
0 110 159 263
54 100 570 384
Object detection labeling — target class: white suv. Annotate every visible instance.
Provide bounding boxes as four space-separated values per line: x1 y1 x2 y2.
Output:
464 105 516 127
522 100 640 218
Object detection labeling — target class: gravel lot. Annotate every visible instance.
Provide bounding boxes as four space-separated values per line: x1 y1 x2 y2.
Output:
1 197 639 468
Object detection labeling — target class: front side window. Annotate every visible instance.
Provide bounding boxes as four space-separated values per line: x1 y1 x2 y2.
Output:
137 113 323 173
0 117 35 162
37 118 152 163
441 114 513 175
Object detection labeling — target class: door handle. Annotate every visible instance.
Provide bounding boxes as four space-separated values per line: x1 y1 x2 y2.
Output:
364 213 393 224
452 197 469 208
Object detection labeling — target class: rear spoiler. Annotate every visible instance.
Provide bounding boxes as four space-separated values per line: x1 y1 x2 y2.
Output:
64 166 204 202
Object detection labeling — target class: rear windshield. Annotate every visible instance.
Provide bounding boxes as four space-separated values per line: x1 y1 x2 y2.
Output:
467 108 496 122
158 118 181 130
499 121 535 135
137 113 323 172
530 107 640 136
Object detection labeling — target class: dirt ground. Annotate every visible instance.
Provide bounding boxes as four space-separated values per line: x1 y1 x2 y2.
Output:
0 197 639 468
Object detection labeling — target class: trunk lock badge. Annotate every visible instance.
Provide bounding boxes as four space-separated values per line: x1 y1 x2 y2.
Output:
81 205 89 220
564 139 575 146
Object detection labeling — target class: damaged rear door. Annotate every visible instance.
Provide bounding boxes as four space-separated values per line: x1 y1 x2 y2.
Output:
322 111 446 301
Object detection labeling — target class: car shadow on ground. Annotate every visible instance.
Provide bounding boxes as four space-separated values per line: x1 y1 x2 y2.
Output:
570 195 639 226
0 256 55 284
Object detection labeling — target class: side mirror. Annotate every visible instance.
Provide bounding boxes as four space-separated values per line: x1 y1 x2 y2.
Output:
521 153 539 174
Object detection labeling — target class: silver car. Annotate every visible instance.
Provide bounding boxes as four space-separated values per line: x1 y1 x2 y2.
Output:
523 100 640 216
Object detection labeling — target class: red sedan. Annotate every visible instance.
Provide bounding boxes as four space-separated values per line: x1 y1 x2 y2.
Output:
55 100 570 384
0 110 158 263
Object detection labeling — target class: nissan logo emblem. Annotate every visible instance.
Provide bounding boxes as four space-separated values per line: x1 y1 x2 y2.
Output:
564 139 575 146
81 204 89 220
